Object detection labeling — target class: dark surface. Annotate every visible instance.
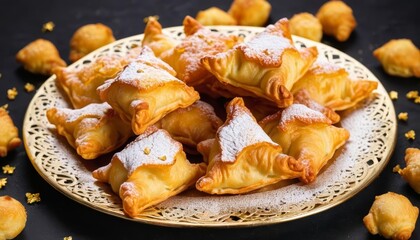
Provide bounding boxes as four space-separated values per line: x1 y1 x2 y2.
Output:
0 0 420 239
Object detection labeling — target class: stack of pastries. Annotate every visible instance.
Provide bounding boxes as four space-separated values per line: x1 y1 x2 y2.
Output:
47 15 378 217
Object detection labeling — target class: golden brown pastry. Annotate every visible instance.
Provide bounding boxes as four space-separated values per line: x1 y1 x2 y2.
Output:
16 38 66 75
195 97 303 194
289 12 323 42
69 23 116 62
201 18 318 108
316 0 356 42
196 7 237 26
142 17 179 58
228 0 271 26
397 148 420 193
46 102 133 160
243 97 281 122
373 39 420 78
92 127 206 217
160 16 241 86
291 57 378 111
98 46 200 135
259 104 349 183
0 108 22 157
363 192 419 240
0 196 27 240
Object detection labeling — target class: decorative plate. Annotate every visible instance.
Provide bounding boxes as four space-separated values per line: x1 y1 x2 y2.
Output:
23 26 396 227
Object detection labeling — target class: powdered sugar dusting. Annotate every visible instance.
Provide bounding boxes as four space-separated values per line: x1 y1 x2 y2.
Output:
57 102 111 123
311 56 343 74
280 104 329 127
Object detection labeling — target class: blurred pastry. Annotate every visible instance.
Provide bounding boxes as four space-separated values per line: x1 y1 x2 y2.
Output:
0 195 27 240
196 7 237 26
289 12 323 42
0 108 22 157
373 39 420 78
228 0 271 26
142 17 179 57
316 0 356 42
16 38 66 75
69 23 116 62
363 192 418 240
397 148 420 193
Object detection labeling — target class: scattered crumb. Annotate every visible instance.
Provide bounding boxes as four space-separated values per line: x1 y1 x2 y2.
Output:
406 90 419 99
64 237 72 240
392 164 401 173
24 83 35 92
405 130 416 140
2 165 15 174
7 87 18 100
415 97 420 104
398 112 408 121
389 91 398 100
25 192 41 204
0 178 7 189
42 21 55 32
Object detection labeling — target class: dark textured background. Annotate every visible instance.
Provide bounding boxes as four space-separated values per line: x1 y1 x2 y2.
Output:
0 0 419 239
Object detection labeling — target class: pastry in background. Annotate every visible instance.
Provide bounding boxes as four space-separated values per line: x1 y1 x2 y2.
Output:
289 12 323 42
0 108 22 157
228 0 271 26
69 23 116 62
0 196 27 240
373 39 420 78
142 17 179 57
196 7 237 26
16 38 66 75
363 192 418 240
396 148 420 193
316 0 356 42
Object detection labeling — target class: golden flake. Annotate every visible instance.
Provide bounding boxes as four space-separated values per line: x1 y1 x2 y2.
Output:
42 21 55 32
405 130 416 140
24 83 35 92
0 178 7 189
415 97 420 104
143 15 159 23
2 165 15 174
406 90 419 99
0 104 8 110
392 164 401 173
389 91 398 100
158 155 167 161
26 192 41 204
398 112 408 121
7 87 18 100
64 236 73 240
143 147 151 155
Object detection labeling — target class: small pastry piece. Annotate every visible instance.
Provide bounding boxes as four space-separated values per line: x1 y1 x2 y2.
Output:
289 12 323 42
0 108 22 157
397 148 420 193
201 18 318 108
373 39 420 78
69 23 116 62
196 7 237 26
46 102 133 160
16 38 66 75
92 127 206 217
141 17 179 58
195 97 303 195
160 16 241 86
291 57 378 111
316 0 356 42
363 192 419 240
0 196 27 240
228 0 271 26
98 46 200 135
259 104 349 183
155 101 223 152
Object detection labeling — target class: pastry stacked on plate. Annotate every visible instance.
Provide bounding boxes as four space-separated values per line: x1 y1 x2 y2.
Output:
46 16 378 218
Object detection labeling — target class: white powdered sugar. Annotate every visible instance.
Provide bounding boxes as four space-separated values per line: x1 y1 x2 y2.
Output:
280 104 329 126
58 102 111 122
311 56 343 74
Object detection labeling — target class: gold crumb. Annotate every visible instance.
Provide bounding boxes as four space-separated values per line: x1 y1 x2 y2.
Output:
405 130 416 140
143 15 159 23
392 164 402 173
158 155 167 161
2 165 15 174
143 147 151 155
1 104 8 110
64 236 72 240
406 90 419 99
7 87 18 100
415 97 420 104
398 112 408 121
26 192 41 204
389 91 398 100
42 21 55 32
0 178 7 189
24 83 35 92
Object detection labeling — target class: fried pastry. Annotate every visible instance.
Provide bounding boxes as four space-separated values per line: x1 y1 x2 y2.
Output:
69 23 116 62
316 0 357 42
201 18 318 108
92 127 206 217
291 57 378 111
16 38 66 75
289 12 323 42
228 0 271 26
0 108 22 157
196 7 237 26
142 17 179 58
0 196 27 240
373 39 420 78
98 46 199 135
397 148 420 193
259 104 349 183
363 192 419 240
160 16 241 86
46 102 133 160
195 97 303 194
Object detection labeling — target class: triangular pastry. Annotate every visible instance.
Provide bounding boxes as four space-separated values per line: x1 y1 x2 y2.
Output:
201 18 318 108
92 127 206 217
195 97 303 194
97 46 200 135
259 103 349 183
141 17 179 58
397 148 420 193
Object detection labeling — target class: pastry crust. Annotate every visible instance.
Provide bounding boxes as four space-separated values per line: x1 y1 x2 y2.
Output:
363 192 419 240
0 108 22 157
0 196 27 240
259 104 349 183
201 18 318 108
289 12 323 42
92 127 206 217
196 7 237 26
16 38 66 75
142 17 179 58
228 0 271 26
98 46 200 135
69 23 116 62
397 148 420 193
316 0 356 42
373 39 420 78
195 97 303 194
46 102 133 160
